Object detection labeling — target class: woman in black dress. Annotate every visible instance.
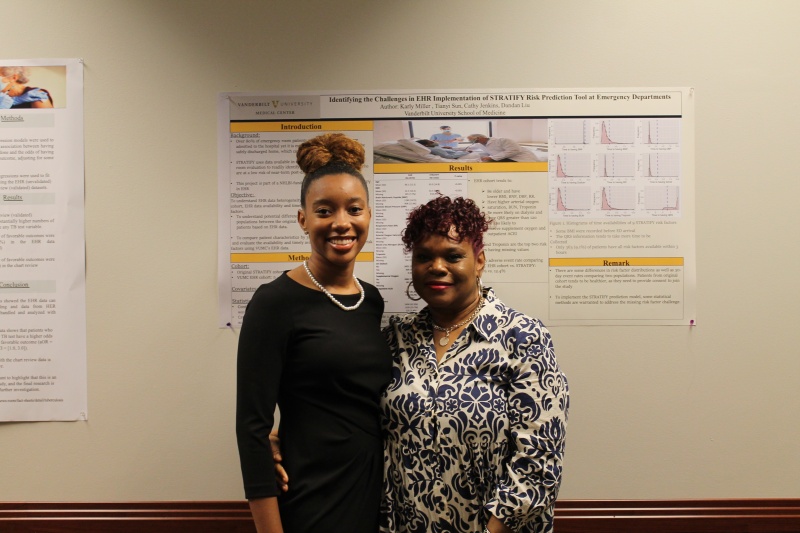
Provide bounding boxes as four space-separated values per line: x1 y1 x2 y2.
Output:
236 133 392 533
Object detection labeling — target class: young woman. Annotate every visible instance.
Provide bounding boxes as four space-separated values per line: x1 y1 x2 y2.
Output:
236 133 392 533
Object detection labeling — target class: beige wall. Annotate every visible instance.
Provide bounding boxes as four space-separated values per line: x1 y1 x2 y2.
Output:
2 0 799 501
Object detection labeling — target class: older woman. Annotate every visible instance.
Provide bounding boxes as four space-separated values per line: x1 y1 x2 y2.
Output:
0 66 54 109
381 196 569 533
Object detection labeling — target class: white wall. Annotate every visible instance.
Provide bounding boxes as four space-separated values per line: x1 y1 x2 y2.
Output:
2 0 798 501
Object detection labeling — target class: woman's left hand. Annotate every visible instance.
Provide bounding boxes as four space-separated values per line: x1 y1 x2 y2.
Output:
269 430 289 492
486 515 512 533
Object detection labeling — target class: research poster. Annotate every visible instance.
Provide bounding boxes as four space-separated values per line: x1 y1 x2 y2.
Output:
218 88 695 327
0 59 87 421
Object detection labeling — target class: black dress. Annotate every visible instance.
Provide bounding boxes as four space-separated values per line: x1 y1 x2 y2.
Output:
236 272 392 533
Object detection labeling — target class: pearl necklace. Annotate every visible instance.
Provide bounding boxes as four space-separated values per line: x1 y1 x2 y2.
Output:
303 260 365 311
431 296 484 346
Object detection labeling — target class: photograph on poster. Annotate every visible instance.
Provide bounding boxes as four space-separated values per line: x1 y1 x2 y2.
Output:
0 65 67 109
373 118 548 164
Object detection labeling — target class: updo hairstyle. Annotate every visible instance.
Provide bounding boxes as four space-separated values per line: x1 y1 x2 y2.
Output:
401 196 491 254
296 133 368 208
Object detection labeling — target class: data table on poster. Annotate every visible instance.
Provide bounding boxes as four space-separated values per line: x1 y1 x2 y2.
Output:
373 173 467 314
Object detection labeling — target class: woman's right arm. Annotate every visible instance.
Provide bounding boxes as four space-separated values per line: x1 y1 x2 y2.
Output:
249 497 284 533
236 285 290 532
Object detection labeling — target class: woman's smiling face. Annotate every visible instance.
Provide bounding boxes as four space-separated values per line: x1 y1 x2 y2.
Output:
298 173 371 269
411 230 485 315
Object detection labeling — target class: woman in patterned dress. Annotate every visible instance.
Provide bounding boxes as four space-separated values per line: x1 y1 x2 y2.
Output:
380 196 569 533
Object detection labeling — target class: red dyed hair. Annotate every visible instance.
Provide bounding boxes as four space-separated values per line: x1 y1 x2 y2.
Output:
401 196 491 254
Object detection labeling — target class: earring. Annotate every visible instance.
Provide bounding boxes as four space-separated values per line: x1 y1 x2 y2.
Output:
477 276 484 293
406 280 421 301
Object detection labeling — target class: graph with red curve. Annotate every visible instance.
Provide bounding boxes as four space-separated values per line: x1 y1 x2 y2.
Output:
601 186 636 210
556 186 592 211
555 154 591 177
642 119 680 145
598 153 635 177
644 186 680 210
643 153 680 177
553 119 590 144
600 120 635 144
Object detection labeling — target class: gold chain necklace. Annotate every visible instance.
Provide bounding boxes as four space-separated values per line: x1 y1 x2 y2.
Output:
431 297 484 347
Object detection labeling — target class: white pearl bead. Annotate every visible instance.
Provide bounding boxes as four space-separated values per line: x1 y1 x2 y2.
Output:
303 260 365 311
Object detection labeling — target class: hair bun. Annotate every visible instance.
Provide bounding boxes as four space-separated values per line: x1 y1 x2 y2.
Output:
296 133 365 175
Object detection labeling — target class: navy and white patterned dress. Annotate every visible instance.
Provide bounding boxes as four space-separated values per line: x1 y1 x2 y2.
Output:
380 288 569 533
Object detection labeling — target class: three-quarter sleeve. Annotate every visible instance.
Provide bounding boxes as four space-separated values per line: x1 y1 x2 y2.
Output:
235 284 291 500
484 323 569 532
